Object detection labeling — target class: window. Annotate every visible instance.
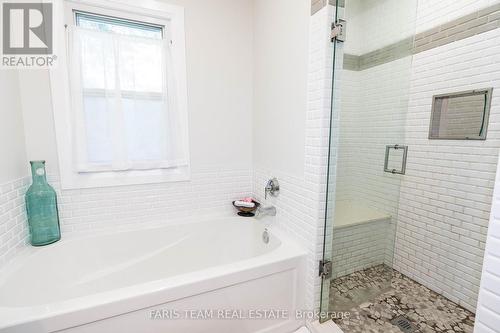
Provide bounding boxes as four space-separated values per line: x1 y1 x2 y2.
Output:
51 1 189 189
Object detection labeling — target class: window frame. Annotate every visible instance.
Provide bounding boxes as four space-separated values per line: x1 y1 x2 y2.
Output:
74 11 165 39
50 0 189 189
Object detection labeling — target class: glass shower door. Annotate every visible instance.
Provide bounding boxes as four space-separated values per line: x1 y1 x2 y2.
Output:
320 0 418 319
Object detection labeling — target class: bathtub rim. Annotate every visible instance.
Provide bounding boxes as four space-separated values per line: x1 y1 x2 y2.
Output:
0 216 280 283
0 219 306 332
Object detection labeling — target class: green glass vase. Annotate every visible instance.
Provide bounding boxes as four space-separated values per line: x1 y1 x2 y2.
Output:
25 161 61 246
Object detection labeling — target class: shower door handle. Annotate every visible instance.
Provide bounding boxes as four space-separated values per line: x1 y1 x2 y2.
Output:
384 145 408 175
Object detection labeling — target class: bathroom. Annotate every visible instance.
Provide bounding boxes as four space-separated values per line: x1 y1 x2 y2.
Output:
0 0 500 332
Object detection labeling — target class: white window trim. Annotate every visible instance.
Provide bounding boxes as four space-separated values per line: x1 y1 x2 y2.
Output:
50 0 190 189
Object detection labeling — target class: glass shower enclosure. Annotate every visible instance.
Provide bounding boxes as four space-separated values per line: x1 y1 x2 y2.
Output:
320 0 419 316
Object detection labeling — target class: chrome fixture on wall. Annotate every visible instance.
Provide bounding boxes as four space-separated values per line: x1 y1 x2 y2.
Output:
331 19 346 43
255 205 277 219
384 145 408 175
265 178 280 199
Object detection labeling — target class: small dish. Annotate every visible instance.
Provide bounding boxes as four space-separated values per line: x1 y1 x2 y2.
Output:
232 200 260 217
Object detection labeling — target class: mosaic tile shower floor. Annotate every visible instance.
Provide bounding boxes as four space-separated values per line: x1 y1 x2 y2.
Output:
330 265 475 333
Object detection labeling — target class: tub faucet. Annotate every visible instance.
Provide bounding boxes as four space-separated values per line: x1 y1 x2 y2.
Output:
255 205 277 219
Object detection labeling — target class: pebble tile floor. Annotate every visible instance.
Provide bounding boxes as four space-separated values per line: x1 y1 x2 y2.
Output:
330 265 475 333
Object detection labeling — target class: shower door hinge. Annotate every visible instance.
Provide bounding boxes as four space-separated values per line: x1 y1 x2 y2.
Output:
319 260 332 278
331 19 346 43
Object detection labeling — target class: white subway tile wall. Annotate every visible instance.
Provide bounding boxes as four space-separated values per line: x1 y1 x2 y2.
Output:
334 70 360 203
331 219 391 278
394 27 500 312
337 57 413 216
416 0 500 34
344 0 418 55
53 168 253 234
475 154 500 333
0 176 29 268
335 56 414 277
332 0 418 287
324 0 500 314
253 169 322 311
0 168 252 269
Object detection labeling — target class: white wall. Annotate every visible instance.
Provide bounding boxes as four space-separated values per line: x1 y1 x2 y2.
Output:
0 70 27 182
0 70 29 268
252 0 310 177
164 0 254 171
18 71 58 172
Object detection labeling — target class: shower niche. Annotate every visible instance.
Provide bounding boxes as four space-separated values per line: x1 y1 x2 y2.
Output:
429 88 493 140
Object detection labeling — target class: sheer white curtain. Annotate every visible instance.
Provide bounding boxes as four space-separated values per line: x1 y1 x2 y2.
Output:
68 27 188 173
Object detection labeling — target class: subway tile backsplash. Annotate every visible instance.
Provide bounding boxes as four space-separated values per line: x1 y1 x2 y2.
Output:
0 168 253 269
0 176 29 268
394 27 500 312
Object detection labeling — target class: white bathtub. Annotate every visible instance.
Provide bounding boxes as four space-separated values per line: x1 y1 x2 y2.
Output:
0 218 306 333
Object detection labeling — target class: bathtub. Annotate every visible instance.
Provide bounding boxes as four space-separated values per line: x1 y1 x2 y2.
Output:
0 218 306 333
